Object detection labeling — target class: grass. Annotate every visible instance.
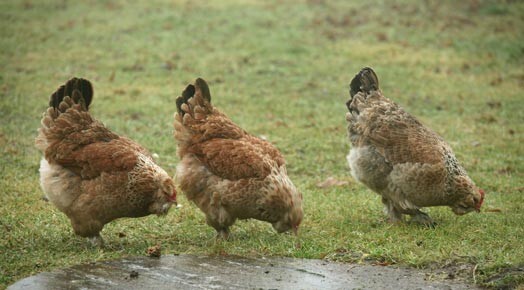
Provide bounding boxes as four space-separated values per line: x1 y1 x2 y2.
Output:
1 0 523 288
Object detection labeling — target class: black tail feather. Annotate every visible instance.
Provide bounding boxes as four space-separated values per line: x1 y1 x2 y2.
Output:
195 78 211 102
176 84 195 115
176 77 212 116
50 78 93 111
347 67 380 112
349 67 379 98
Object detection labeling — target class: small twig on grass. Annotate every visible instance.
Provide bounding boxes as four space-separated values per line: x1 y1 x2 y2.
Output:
472 264 478 284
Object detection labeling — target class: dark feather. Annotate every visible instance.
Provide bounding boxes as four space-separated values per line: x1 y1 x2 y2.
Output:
49 78 93 111
195 78 211 102
176 84 195 115
347 67 380 112
349 67 379 97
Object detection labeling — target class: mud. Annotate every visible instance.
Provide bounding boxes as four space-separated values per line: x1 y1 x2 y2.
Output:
9 255 478 289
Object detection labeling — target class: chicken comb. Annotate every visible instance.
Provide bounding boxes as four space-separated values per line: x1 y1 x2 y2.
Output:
50 78 93 111
169 189 177 203
476 189 485 210
349 67 380 98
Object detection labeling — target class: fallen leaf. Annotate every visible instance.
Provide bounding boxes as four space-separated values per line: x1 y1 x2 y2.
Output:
487 101 501 109
489 76 503 86
375 32 388 42
113 89 126 95
484 208 502 213
478 114 497 123
162 60 175 71
146 244 161 258
316 177 349 188
108 71 115 82
497 166 513 175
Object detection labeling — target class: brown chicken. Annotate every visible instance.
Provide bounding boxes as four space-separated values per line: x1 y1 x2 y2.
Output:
173 78 303 239
345 67 484 226
35 78 177 246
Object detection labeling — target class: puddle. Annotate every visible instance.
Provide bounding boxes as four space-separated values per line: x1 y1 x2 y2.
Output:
8 255 478 289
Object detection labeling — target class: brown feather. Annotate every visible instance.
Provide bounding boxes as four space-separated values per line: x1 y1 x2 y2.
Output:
173 78 303 237
346 68 484 225
36 78 177 245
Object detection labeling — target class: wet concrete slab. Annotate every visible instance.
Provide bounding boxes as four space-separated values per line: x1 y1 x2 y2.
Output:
9 255 478 289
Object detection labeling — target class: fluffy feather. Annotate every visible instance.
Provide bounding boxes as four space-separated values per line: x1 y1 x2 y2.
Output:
173 78 303 238
36 78 177 246
346 67 484 226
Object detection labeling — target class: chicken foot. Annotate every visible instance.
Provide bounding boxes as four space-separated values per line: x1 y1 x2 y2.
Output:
407 210 436 228
88 234 105 248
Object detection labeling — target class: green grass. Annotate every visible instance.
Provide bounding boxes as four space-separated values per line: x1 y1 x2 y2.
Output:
1 0 523 288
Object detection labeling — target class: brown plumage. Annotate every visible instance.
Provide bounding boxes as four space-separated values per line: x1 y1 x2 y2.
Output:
173 78 303 239
35 78 177 246
345 67 484 226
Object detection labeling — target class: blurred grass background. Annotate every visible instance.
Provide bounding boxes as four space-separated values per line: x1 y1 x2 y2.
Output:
1 0 523 288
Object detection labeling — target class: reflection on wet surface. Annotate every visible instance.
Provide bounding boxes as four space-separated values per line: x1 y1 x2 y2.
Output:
8 255 477 289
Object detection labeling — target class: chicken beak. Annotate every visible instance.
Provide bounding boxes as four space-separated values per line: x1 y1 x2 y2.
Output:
292 225 299 236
